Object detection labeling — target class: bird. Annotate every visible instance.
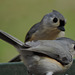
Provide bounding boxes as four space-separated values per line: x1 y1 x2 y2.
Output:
9 10 66 62
0 30 75 75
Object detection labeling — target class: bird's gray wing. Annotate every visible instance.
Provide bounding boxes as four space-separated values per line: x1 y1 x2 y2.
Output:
22 40 72 65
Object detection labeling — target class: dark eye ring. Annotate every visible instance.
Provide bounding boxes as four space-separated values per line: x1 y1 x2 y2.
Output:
53 17 58 23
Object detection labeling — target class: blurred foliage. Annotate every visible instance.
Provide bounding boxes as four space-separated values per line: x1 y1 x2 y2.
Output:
0 0 75 62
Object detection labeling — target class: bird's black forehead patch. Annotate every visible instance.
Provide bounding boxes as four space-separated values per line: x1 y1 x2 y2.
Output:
60 20 65 26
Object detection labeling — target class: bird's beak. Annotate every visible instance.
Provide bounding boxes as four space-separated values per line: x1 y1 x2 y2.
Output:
57 26 65 31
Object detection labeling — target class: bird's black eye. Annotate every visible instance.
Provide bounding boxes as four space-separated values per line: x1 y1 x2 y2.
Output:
53 17 58 23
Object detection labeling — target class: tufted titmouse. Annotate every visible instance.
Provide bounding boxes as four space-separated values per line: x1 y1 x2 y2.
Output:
0 30 75 75
9 10 66 62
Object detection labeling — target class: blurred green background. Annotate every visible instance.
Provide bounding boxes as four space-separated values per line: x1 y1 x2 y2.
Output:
0 0 75 62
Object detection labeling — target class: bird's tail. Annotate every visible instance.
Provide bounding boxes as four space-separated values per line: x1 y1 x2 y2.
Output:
0 30 24 49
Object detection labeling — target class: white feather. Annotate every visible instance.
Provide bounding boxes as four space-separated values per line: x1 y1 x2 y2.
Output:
46 72 53 75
